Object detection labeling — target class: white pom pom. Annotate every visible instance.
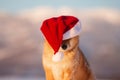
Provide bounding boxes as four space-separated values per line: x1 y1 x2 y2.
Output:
52 52 64 62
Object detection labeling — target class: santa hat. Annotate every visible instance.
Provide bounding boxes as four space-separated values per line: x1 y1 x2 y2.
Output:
40 16 81 62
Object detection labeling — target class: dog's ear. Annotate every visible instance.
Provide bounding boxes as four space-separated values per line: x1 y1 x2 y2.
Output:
68 36 79 51
60 36 79 52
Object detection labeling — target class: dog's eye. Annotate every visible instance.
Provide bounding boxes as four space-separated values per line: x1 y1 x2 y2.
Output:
61 44 67 50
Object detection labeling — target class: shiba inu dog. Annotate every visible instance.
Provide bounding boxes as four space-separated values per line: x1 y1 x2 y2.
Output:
42 36 95 80
40 16 95 80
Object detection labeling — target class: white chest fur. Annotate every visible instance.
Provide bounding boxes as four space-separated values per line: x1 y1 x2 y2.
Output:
51 61 73 80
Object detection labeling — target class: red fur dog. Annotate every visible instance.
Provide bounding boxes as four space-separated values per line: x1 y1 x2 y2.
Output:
41 16 95 80
42 36 95 80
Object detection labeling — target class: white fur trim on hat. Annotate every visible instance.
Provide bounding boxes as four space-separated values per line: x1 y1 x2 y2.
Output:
63 21 81 40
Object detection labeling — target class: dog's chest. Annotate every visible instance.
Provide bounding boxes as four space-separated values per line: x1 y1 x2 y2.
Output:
51 61 73 79
52 63 63 78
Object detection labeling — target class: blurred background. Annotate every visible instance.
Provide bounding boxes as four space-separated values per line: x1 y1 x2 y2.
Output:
0 0 120 80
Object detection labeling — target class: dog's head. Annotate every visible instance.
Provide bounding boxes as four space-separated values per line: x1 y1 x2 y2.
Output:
44 36 80 62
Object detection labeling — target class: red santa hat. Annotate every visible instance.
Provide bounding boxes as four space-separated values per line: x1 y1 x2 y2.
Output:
40 16 81 62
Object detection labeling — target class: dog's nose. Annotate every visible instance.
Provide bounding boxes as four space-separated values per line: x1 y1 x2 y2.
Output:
61 44 67 50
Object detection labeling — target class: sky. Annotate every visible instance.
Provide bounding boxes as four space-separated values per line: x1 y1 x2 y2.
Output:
0 0 120 13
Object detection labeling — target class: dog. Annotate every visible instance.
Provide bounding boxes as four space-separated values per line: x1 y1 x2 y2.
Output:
42 35 95 80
